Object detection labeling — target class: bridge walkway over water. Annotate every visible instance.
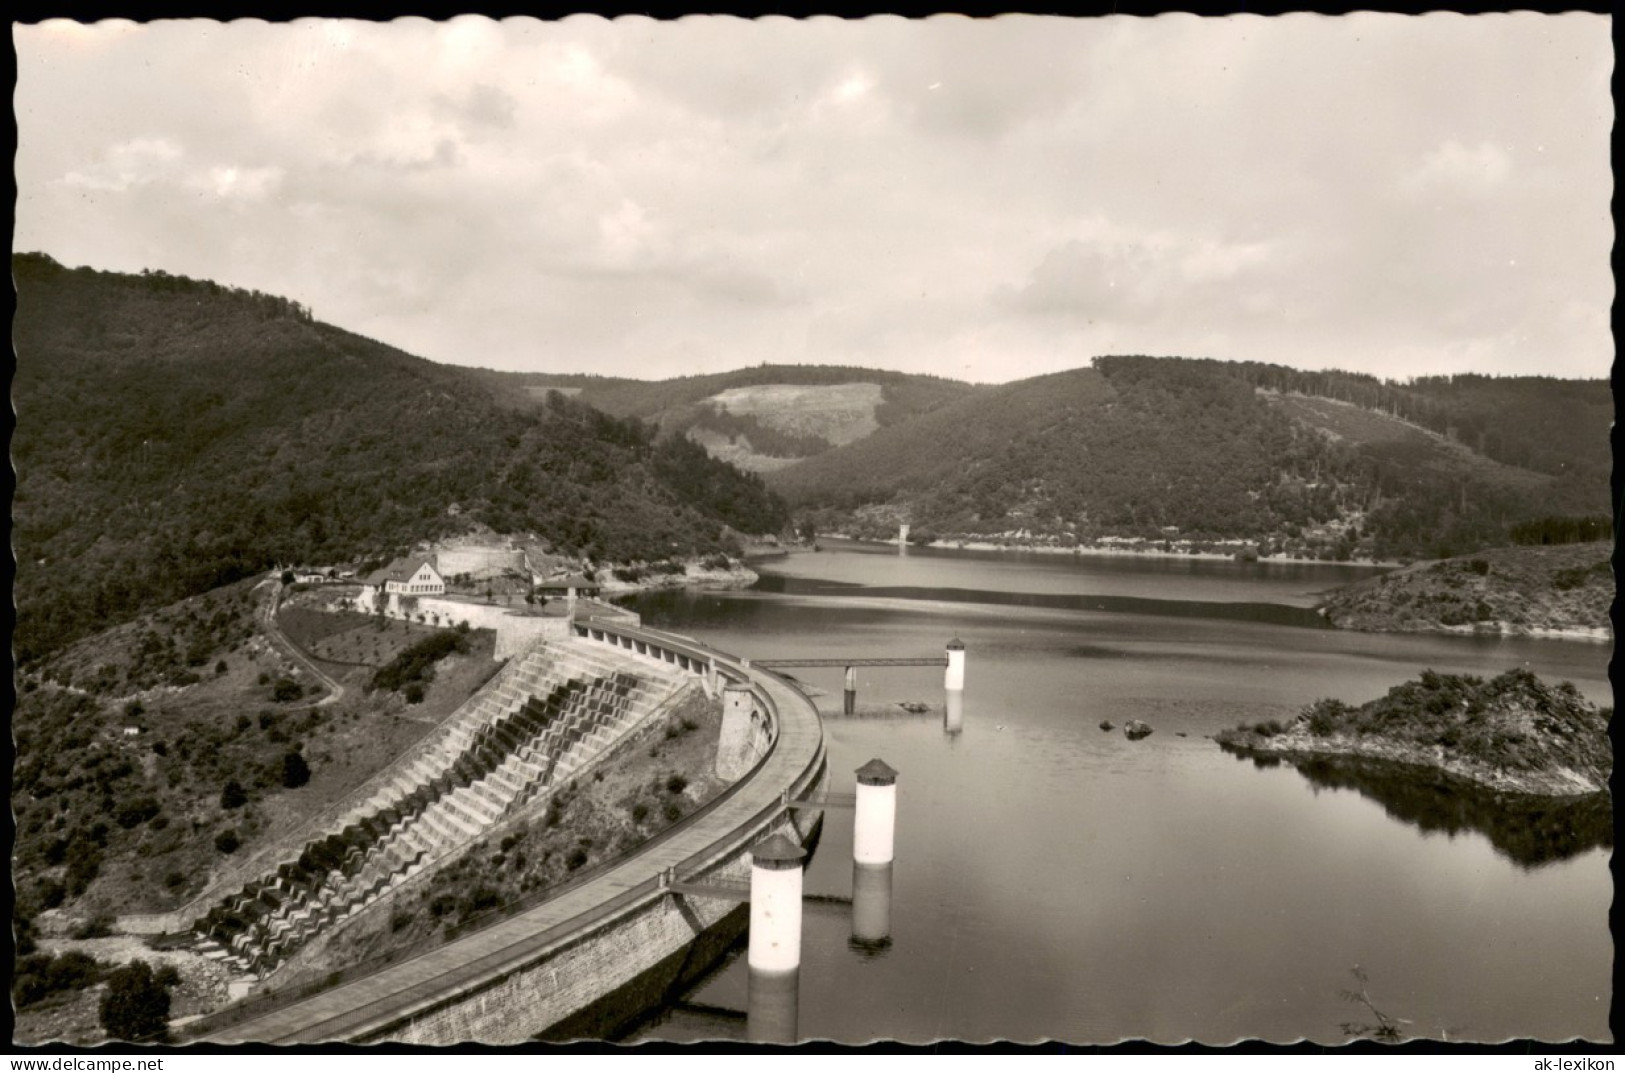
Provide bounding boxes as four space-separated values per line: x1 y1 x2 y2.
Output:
197 622 825 1044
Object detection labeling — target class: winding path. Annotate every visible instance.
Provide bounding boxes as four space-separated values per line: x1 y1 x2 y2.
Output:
197 622 824 1044
258 578 346 708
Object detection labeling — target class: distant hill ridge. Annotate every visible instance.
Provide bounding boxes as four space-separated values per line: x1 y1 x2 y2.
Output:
766 355 1605 562
466 364 981 472
481 355 1605 563
12 253 788 664
17 252 1606 655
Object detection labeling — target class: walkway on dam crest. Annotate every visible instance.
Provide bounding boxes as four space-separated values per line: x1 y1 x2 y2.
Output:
199 623 824 1044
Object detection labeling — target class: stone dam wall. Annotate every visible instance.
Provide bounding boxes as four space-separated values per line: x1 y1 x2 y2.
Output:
371 808 823 1045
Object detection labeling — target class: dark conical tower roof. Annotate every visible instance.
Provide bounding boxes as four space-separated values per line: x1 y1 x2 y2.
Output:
751 833 808 871
855 758 899 786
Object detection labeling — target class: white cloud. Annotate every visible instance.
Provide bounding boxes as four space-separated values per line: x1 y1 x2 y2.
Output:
200 164 284 200
1403 139 1514 197
13 14 1613 383
61 137 184 191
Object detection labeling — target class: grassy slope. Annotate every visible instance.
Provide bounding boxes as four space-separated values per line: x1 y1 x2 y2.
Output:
11 582 499 923
1317 542 1612 635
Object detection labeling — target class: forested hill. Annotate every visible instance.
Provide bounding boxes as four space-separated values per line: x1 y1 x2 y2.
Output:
772 355 1606 562
12 253 788 665
465 365 980 472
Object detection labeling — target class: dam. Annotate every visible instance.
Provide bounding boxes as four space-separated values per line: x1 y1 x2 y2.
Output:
180 618 829 1044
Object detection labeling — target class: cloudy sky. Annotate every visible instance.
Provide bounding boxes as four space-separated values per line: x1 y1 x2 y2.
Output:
14 14 1612 383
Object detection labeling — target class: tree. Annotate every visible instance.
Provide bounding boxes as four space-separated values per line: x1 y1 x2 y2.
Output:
281 751 310 789
98 960 172 1042
220 779 247 809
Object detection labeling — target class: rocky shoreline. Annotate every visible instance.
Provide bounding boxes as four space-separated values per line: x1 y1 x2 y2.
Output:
1215 668 1611 798
1216 728 1605 797
593 560 759 596
815 532 1398 568
1315 542 1610 641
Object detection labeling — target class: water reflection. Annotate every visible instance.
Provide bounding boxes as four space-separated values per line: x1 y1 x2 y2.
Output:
749 574 1331 630
1226 749 1613 868
746 968 799 1043
849 862 894 956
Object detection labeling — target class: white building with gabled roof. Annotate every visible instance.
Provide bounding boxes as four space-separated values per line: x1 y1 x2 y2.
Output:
358 556 445 614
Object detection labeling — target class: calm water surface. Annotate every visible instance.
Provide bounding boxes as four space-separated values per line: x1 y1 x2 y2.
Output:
627 541 1612 1045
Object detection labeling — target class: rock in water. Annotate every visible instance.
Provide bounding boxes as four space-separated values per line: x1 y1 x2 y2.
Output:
1123 720 1153 740
1099 720 1115 731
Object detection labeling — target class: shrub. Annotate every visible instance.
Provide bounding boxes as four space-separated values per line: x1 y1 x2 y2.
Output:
14 951 106 1008
465 886 501 916
272 678 303 703
403 682 425 704
664 773 689 795
1305 699 1349 737
1466 558 1490 576
565 847 589 871
37 878 66 910
66 846 102 898
369 630 469 695
631 802 649 823
214 829 240 854
663 801 683 823
220 779 247 809
99 960 172 1042
72 915 114 940
281 752 310 789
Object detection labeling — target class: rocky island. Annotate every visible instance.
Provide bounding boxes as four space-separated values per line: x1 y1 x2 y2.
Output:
1216 668 1611 797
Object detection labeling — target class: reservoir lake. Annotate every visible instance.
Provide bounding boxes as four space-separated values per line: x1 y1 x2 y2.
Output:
623 540 1611 1045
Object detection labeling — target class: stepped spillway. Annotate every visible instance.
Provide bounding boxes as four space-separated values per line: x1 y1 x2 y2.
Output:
186 637 693 977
